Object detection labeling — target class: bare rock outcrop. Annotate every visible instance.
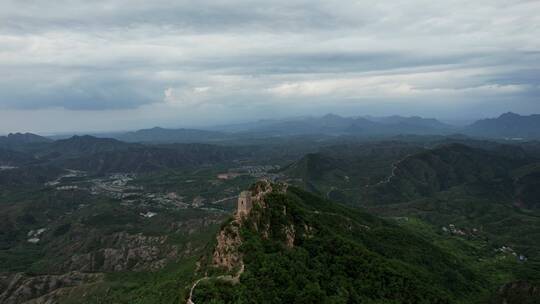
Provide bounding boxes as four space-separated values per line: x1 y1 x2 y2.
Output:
212 222 243 271
491 281 540 304
212 180 280 271
64 232 178 272
0 272 102 304
283 224 296 248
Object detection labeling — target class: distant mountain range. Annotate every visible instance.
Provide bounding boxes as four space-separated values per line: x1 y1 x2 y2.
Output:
0 134 254 175
47 135 134 156
365 115 454 130
3 112 538 145
465 112 540 139
0 133 52 148
219 113 457 137
2 112 540 150
102 112 540 143
77 114 457 144
116 127 227 143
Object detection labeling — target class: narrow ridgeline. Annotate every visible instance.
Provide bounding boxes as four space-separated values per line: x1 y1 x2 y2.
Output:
186 180 506 304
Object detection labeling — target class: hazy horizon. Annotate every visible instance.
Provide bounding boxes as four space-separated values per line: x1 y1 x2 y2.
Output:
1 1 539 133
0 111 532 136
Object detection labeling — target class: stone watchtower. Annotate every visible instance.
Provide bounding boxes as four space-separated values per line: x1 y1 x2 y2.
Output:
237 191 253 218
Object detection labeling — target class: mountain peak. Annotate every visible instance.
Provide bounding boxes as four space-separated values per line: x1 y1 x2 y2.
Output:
66 135 115 143
466 112 540 139
193 183 480 303
499 112 521 119
2 132 52 144
321 113 343 120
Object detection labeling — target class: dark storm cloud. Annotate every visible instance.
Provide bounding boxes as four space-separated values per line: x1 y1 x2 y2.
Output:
0 72 158 110
487 68 540 87
0 1 348 34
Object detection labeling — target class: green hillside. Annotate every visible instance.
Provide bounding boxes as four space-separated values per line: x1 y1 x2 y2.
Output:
191 184 536 303
282 141 424 204
366 143 525 204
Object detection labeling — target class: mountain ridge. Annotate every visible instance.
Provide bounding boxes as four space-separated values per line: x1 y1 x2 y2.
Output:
465 112 540 139
190 181 501 303
0 133 52 149
117 127 228 143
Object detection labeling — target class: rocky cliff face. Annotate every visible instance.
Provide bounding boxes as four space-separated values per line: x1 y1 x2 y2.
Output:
211 180 288 271
0 272 102 304
193 185 479 303
490 281 540 304
52 216 223 274
212 222 243 271
1 212 224 304
64 232 178 272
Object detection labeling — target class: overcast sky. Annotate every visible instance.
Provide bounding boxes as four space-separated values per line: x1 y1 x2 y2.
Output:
1 0 539 133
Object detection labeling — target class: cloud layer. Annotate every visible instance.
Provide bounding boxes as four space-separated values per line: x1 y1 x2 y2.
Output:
0 0 539 132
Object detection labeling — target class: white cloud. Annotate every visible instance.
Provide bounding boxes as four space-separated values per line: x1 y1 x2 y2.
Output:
163 86 212 107
0 0 539 131
267 67 531 101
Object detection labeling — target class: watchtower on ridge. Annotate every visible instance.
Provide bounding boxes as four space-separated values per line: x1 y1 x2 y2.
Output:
237 191 252 218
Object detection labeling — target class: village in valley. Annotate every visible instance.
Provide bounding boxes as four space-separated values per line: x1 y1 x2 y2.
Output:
43 164 283 218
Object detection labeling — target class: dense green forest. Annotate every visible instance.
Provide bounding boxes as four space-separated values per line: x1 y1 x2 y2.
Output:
193 186 538 303
1 133 539 303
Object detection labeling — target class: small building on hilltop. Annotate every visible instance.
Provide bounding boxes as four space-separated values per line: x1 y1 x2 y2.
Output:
237 191 253 218
236 180 282 219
